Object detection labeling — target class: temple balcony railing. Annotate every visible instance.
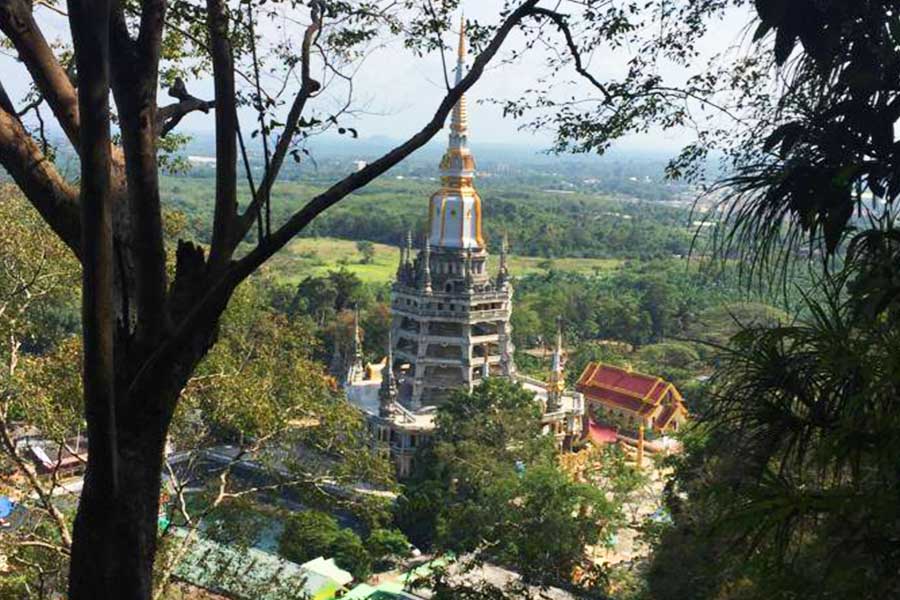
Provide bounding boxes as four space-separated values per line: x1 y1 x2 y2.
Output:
467 309 510 322
392 285 510 303
417 356 467 367
395 328 424 341
392 306 510 323
470 333 501 344
420 334 469 344
395 349 466 367
394 349 418 364
421 376 467 388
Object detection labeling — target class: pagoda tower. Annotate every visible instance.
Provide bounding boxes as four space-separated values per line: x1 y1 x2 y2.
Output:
344 308 365 385
389 18 515 408
546 318 566 412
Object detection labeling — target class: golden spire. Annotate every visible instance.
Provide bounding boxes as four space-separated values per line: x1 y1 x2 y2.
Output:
457 14 466 60
450 14 469 135
547 317 565 410
426 12 483 250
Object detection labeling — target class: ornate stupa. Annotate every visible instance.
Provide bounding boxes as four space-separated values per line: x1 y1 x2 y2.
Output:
389 16 515 408
346 17 584 477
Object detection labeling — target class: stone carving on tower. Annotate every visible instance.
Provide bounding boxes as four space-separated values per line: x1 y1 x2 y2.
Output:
389 16 515 408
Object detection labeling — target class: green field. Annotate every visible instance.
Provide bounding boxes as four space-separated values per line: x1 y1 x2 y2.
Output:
264 237 622 285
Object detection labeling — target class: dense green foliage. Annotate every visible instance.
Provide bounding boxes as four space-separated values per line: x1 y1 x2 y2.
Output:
649 274 900 599
162 174 696 260
512 262 739 349
0 190 81 599
367 528 411 569
396 379 634 595
637 3 900 600
278 510 409 580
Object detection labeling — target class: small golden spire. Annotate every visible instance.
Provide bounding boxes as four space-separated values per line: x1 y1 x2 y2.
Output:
458 14 466 60
449 13 469 135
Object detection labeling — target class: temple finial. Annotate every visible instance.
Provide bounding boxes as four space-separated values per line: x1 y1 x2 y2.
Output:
396 242 406 280
386 328 393 370
449 15 469 135
353 307 362 356
554 316 562 370
547 316 565 411
457 14 466 60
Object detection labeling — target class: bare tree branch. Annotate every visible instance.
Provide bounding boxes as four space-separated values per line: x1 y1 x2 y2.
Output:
531 7 612 103
234 3 323 245
231 0 541 280
156 78 215 137
0 416 73 548
0 0 81 147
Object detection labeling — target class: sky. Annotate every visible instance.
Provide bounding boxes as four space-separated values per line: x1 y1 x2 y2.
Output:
0 1 754 153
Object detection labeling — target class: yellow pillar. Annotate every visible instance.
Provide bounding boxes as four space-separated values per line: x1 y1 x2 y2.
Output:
637 423 645 470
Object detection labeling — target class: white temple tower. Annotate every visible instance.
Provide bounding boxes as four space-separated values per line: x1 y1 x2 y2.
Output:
389 19 515 408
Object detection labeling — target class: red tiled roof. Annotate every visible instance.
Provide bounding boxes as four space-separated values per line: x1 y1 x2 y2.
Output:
592 386 657 415
576 362 677 417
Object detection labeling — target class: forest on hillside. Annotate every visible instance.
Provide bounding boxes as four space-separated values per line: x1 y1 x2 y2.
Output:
159 174 698 259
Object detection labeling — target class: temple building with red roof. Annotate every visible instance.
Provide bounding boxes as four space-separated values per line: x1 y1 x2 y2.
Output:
576 363 687 434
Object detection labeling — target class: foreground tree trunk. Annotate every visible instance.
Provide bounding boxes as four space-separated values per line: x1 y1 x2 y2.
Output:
0 0 544 596
68 402 170 598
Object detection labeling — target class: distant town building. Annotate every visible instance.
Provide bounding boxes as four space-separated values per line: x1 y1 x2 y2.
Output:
345 21 583 476
576 362 687 434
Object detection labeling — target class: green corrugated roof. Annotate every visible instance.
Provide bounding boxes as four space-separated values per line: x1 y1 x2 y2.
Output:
168 528 347 600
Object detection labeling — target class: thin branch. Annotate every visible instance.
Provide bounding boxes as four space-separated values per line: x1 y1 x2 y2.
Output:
0 0 81 147
245 0 273 238
156 78 216 137
0 417 73 548
530 7 612 103
423 0 451 91
12 539 71 556
231 0 541 281
235 3 323 244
